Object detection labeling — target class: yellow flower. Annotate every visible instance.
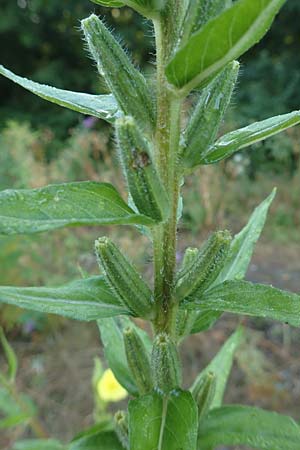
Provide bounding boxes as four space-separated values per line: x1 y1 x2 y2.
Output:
97 369 128 402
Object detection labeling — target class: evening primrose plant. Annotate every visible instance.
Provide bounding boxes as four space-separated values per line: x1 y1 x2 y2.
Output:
1 0 300 449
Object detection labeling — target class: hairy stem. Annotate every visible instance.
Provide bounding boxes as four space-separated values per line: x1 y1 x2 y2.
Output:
152 18 182 335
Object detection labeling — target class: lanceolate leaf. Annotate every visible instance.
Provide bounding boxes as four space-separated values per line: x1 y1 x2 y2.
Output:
0 65 120 123
97 317 152 395
0 181 155 236
0 277 127 321
215 189 276 284
166 0 286 93
129 390 198 450
198 405 300 450
191 328 243 409
188 280 300 327
69 426 123 450
202 110 300 164
190 311 222 334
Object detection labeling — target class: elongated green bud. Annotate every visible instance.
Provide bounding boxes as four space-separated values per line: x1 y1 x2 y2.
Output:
182 61 239 169
81 15 155 131
114 410 129 450
116 116 170 222
175 230 232 302
151 333 182 394
123 326 153 395
95 237 153 318
191 371 216 423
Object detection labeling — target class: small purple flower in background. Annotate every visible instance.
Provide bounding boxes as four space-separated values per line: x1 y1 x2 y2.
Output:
176 251 183 263
22 319 36 335
82 116 98 129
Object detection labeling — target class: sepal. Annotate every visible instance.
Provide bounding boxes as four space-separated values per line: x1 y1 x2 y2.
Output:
151 333 182 394
191 371 216 423
123 326 153 395
176 231 232 302
95 237 154 318
182 61 239 169
114 410 129 450
116 116 170 222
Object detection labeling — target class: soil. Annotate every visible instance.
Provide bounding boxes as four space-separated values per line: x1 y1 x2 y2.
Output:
1 241 300 450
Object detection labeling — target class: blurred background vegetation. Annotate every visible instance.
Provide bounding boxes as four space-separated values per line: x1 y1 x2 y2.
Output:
0 1 300 447
0 0 299 347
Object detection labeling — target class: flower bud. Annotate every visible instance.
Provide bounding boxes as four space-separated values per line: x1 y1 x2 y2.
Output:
81 15 155 131
191 371 216 423
116 116 170 222
95 237 153 318
114 410 129 450
123 326 153 395
151 333 182 394
176 230 232 302
182 61 239 169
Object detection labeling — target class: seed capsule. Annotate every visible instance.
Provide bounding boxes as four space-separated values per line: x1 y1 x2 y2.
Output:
81 14 155 131
116 116 170 222
151 333 182 394
114 410 129 450
182 61 239 169
123 326 153 395
191 371 216 423
175 230 232 302
95 237 153 318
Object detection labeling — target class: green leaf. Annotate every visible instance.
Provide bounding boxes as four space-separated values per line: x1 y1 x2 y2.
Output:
0 277 128 321
190 311 222 334
69 425 123 450
97 317 152 395
166 0 286 94
0 65 120 123
215 188 276 284
180 0 232 45
0 413 30 429
128 389 198 450
12 440 65 450
203 110 300 164
198 405 300 450
0 326 18 382
188 280 300 327
191 328 243 408
0 181 155 236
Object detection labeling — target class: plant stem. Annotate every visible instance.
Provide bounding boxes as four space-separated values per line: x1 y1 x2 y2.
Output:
152 18 182 336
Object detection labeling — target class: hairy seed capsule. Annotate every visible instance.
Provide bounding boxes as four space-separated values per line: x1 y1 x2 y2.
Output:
151 333 182 394
114 410 129 450
95 237 153 318
116 116 170 222
182 61 239 169
81 14 155 131
175 230 232 302
123 326 153 395
191 371 216 423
